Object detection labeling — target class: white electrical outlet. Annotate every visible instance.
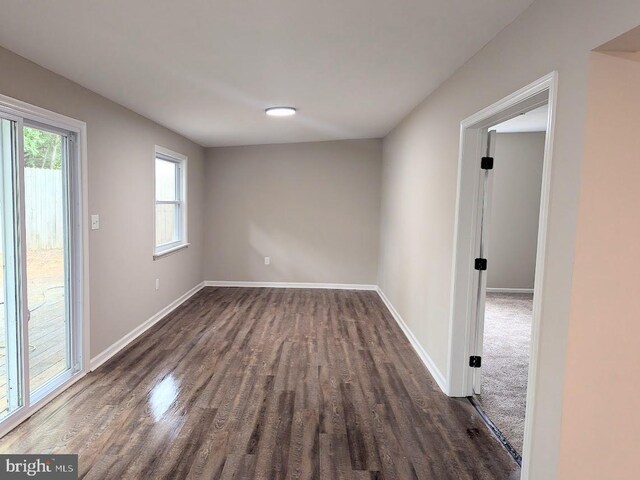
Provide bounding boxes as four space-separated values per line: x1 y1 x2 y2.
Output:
264 257 270 265
91 214 100 230
155 278 160 291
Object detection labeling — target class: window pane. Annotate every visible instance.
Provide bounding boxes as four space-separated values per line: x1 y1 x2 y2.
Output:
155 204 179 246
155 158 177 201
23 126 71 394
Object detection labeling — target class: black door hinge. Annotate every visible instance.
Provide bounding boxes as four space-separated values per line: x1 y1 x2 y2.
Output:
474 258 487 271
469 356 482 368
481 156 494 170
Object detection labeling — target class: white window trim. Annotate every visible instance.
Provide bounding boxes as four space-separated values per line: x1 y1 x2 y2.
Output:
153 145 188 259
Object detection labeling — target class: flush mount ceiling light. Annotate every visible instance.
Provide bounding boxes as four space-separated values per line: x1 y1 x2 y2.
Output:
265 106 297 117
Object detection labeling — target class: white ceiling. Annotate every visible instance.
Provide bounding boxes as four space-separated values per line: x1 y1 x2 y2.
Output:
492 105 549 133
0 0 535 147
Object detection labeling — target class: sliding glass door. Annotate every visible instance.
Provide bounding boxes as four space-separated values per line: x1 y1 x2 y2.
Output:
0 106 81 428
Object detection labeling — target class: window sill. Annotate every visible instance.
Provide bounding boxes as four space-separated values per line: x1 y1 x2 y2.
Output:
153 242 190 260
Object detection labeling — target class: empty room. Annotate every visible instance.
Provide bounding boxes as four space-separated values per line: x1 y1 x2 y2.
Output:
0 1 638 479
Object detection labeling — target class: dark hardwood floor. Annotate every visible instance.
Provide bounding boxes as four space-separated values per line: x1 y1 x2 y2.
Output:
0 287 519 479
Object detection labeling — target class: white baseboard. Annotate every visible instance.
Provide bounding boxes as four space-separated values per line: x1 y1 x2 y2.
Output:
204 280 377 290
486 287 534 294
375 287 448 394
90 282 205 371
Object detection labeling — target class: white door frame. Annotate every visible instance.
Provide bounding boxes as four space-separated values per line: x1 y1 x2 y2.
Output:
0 93 90 438
446 72 558 478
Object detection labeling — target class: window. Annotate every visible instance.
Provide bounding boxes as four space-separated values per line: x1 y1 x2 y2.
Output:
154 146 188 257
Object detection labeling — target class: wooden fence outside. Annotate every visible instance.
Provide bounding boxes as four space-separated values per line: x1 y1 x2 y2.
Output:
24 167 64 250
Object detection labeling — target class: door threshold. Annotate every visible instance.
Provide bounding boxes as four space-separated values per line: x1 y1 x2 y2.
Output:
468 396 522 466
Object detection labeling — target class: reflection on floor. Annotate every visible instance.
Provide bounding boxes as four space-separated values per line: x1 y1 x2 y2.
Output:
475 292 533 455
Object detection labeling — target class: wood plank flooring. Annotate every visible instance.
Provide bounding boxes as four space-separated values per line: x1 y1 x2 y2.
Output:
0 287 519 479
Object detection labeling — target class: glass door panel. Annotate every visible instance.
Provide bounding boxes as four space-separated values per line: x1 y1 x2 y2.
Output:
23 126 71 395
0 104 81 433
0 116 23 420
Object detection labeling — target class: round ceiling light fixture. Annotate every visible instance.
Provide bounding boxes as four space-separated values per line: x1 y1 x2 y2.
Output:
265 106 297 117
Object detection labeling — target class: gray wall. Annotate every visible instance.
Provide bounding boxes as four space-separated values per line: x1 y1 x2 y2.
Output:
204 140 382 285
377 0 640 477
0 46 205 359
487 132 545 290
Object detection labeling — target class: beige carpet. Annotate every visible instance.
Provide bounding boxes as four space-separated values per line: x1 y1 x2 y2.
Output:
475 292 533 455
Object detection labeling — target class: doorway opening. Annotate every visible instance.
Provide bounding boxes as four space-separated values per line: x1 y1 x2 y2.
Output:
469 107 548 463
447 73 557 478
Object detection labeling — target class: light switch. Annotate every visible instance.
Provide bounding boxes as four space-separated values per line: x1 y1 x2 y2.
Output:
91 214 100 230
264 256 270 265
